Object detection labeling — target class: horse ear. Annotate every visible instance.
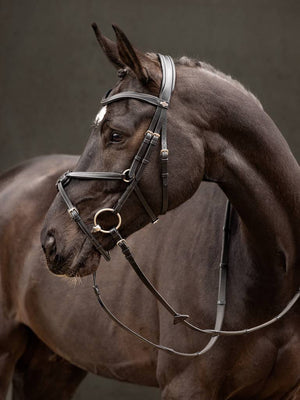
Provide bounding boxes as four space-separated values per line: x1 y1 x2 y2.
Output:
91 23 125 70
112 24 159 85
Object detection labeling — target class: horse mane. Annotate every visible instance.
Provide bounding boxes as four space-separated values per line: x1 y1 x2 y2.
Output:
146 52 262 109
177 56 263 109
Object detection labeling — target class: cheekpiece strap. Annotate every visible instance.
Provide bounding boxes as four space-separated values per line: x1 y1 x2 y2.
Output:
100 54 176 216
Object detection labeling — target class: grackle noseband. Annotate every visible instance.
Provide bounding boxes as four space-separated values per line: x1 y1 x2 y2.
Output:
56 54 300 356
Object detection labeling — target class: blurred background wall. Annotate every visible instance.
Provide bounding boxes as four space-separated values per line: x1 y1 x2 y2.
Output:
1 0 299 399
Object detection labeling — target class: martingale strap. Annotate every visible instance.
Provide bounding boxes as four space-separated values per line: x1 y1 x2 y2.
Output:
92 201 300 357
92 201 232 357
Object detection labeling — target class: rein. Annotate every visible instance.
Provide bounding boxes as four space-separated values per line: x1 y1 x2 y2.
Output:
56 54 300 357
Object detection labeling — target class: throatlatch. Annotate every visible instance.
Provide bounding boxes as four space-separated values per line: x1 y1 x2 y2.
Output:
56 53 300 357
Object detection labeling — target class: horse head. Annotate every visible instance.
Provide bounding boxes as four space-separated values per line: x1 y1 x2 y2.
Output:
41 25 206 277
42 24 300 280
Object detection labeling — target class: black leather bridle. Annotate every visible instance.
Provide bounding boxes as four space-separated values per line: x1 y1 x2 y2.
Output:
56 54 300 357
57 54 175 261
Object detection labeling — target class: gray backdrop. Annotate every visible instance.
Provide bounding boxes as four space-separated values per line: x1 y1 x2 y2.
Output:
1 1 299 399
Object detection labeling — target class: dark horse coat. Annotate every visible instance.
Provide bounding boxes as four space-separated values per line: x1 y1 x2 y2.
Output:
1 25 300 400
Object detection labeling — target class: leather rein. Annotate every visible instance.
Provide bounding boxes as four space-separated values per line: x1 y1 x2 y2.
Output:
56 54 300 357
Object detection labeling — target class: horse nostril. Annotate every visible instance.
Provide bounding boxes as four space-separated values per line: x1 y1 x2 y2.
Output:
43 234 57 263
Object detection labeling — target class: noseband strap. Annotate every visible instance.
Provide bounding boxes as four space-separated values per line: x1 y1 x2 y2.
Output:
56 173 111 261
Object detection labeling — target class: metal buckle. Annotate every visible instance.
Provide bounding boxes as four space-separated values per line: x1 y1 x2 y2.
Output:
92 208 122 234
152 132 161 138
67 207 79 219
160 149 169 156
117 238 127 246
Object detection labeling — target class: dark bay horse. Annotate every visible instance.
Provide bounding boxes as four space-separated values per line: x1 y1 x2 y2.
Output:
1 25 300 399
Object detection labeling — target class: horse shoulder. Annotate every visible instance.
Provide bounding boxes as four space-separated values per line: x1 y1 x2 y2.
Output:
0 155 78 318
0 154 78 218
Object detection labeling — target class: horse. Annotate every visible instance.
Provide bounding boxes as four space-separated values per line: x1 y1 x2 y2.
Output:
1 24 299 399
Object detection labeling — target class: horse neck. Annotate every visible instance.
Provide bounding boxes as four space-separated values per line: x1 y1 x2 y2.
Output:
187 69 300 281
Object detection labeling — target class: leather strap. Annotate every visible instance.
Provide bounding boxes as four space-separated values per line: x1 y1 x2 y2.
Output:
110 228 189 323
93 273 221 357
114 132 160 214
101 54 176 215
133 186 158 224
158 55 175 214
101 91 169 108
128 131 153 179
92 199 300 358
91 200 232 356
93 273 220 357
56 177 111 261
108 201 231 332
67 171 123 180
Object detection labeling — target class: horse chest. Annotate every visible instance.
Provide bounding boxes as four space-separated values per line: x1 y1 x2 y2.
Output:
219 325 300 399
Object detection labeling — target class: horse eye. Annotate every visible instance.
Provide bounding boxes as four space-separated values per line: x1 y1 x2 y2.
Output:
110 131 123 143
